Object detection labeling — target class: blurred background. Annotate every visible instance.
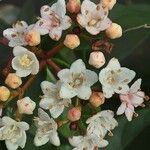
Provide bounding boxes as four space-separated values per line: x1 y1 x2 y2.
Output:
0 0 150 150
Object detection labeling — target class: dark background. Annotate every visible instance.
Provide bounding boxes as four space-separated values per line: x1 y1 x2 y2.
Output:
0 0 150 150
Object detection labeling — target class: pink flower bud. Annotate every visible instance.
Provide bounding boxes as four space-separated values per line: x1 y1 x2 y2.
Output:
106 23 122 39
67 0 81 14
89 52 106 68
67 107 81 122
25 30 41 46
5 73 22 89
17 97 36 115
0 86 10 102
64 34 80 49
101 0 116 10
89 92 105 107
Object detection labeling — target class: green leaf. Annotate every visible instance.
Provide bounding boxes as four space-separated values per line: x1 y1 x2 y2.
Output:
102 108 150 150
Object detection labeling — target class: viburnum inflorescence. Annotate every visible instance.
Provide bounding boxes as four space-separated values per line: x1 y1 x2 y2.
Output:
0 0 149 150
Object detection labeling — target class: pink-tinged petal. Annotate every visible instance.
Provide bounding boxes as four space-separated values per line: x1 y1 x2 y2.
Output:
51 0 66 18
86 26 101 35
14 21 28 32
130 79 142 93
77 86 92 100
98 17 112 31
117 102 126 115
125 105 134 121
49 28 62 41
81 0 97 16
61 16 72 30
131 91 145 107
119 94 129 103
77 14 89 28
40 5 51 19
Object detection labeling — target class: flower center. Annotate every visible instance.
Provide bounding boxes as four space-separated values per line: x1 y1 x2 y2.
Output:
50 13 61 27
18 54 33 69
88 18 100 27
69 73 85 88
106 70 118 85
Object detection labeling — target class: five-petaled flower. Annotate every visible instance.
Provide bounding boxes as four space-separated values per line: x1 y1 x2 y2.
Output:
77 0 112 35
58 59 98 100
0 116 29 150
117 79 145 121
3 21 35 47
12 46 39 77
99 58 136 98
34 0 72 41
40 81 71 118
34 109 60 147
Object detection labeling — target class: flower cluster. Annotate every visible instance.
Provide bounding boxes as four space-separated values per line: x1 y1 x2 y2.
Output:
0 0 148 150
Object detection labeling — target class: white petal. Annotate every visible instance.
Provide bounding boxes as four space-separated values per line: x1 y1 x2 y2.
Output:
16 69 31 77
61 16 72 30
50 105 64 118
85 70 98 86
49 131 60 146
49 28 62 41
69 136 84 147
5 140 18 150
77 86 92 100
51 0 66 18
117 102 126 115
60 84 77 99
114 84 129 94
31 59 39 75
17 131 26 148
96 139 109 148
13 46 28 56
130 79 142 93
14 21 28 32
40 5 51 19
102 86 114 98
3 28 17 40
57 69 71 83
40 98 55 110
86 26 101 35
70 59 86 73
38 108 50 121
34 134 49 146
2 117 16 125
125 106 134 121
98 17 112 31
77 14 88 28
17 122 29 131
107 58 121 70
81 0 97 16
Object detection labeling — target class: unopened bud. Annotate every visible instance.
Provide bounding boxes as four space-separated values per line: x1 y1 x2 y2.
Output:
106 23 122 39
67 107 81 122
64 34 80 49
0 86 10 102
101 0 116 10
5 73 22 89
67 0 81 14
89 52 105 68
25 30 41 46
89 92 105 107
17 97 36 115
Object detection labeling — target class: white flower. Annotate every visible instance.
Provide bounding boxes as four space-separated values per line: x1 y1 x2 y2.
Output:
12 46 39 77
69 133 108 150
3 21 35 47
0 116 29 150
99 58 136 98
35 0 72 41
86 110 118 138
34 109 60 147
40 81 71 118
77 0 112 35
58 59 98 100
17 97 36 115
117 79 145 121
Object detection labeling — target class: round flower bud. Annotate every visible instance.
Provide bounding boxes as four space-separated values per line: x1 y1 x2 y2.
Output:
67 0 81 14
106 23 122 39
5 73 22 89
89 52 105 68
64 34 80 49
0 86 10 102
17 97 36 115
89 92 105 107
101 0 116 10
25 30 41 46
67 107 81 122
